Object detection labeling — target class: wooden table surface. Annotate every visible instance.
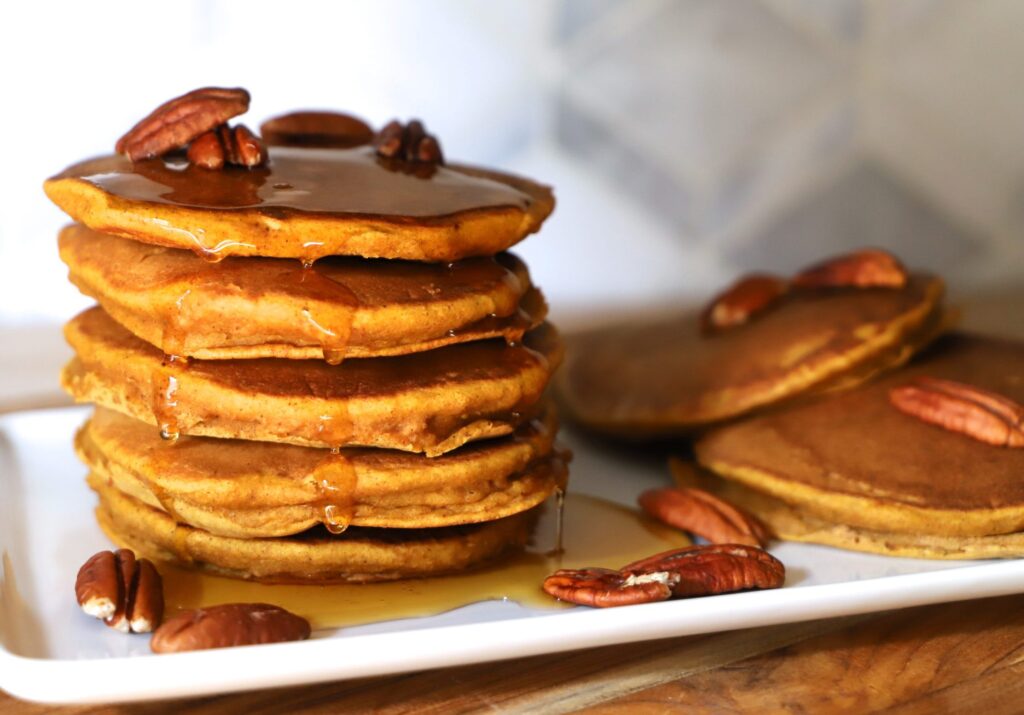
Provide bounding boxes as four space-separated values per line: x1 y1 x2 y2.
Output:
3 290 1023 714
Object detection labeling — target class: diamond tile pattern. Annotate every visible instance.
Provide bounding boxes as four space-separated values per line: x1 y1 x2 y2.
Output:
549 0 1020 300
726 162 985 284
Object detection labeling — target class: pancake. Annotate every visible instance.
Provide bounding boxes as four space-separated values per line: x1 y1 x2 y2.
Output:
77 405 566 537
91 473 538 583
44 147 555 263
63 307 563 456
696 334 1024 538
702 477 1024 560
558 274 945 435
59 224 546 361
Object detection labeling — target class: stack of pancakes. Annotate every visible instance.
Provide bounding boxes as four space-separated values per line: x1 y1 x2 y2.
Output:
46 131 566 582
559 254 1024 559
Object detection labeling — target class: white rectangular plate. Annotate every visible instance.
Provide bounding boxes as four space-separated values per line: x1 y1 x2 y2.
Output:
3 407 1024 704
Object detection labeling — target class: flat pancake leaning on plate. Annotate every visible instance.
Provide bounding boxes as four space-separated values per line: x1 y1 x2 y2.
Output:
59 224 546 361
62 306 563 456
558 252 945 437
696 333 1024 543
78 405 566 538
697 476 1024 560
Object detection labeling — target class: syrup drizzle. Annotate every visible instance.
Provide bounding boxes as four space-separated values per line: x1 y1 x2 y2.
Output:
290 259 359 365
152 354 188 442
313 407 358 534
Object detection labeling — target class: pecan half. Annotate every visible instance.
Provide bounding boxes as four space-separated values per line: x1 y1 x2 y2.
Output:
261 111 374 148
638 487 771 547
890 377 1024 448
792 248 908 289
542 567 673 608
543 544 784 608
116 87 250 161
622 544 785 598
700 274 788 334
75 549 163 633
187 124 266 169
374 119 444 164
150 603 311 653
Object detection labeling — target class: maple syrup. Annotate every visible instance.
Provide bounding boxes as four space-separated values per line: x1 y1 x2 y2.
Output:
151 354 188 442
161 493 690 629
58 146 532 222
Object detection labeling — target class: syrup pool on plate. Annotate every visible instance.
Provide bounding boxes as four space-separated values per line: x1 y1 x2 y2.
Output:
162 492 690 629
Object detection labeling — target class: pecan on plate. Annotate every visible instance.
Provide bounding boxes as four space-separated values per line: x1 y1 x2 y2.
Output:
261 111 374 148
373 119 444 164
639 487 771 547
75 549 163 633
889 377 1024 448
542 568 673 608
622 544 785 599
187 124 266 169
150 603 311 653
700 274 788 334
543 544 785 608
116 87 251 161
791 248 908 289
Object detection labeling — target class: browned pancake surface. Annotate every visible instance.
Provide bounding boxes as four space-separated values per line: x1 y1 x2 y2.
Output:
59 224 545 359
63 307 563 455
697 334 1024 534
560 274 944 434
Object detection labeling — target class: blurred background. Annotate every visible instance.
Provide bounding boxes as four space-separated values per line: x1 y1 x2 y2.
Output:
1 0 1022 402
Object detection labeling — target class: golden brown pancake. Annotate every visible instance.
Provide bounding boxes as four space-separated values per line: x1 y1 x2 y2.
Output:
59 224 546 361
77 405 565 537
558 274 945 435
696 334 1024 538
63 307 563 456
44 147 555 263
91 473 538 583
703 477 1024 559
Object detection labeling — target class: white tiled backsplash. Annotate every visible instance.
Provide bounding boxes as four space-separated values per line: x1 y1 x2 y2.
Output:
1 0 1021 325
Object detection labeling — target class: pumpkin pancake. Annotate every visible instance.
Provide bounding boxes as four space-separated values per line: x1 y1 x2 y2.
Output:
696 334 1024 538
59 224 546 361
44 147 555 263
558 273 944 436
91 473 538 583
702 477 1024 560
62 307 563 456
77 405 566 538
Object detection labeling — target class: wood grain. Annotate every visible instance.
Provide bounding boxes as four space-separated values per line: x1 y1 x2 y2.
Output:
585 594 1024 714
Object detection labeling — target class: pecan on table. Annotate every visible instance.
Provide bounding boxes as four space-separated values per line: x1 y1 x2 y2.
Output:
75 549 163 633
890 376 1024 447
639 487 771 547
116 87 251 161
373 119 444 164
791 248 908 289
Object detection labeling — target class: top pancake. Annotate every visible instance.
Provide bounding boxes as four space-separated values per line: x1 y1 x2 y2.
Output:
558 274 945 435
696 334 1024 537
59 224 545 361
44 147 555 262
